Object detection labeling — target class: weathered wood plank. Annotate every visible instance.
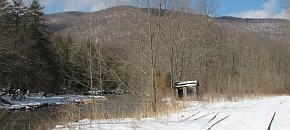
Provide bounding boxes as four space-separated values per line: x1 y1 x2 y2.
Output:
267 112 276 130
207 115 229 130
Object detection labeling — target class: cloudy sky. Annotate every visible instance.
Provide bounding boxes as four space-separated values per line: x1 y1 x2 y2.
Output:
21 0 126 13
22 0 289 19
218 0 289 19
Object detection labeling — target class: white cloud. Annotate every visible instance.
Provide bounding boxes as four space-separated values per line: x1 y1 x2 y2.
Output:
57 0 131 12
22 0 131 13
21 0 53 5
275 9 290 19
230 0 290 19
61 0 90 11
90 0 118 12
263 0 277 11
39 0 55 5
90 0 131 11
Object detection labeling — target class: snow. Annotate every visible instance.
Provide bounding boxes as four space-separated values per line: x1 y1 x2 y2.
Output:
0 94 106 110
177 81 198 85
54 96 290 130
174 84 197 88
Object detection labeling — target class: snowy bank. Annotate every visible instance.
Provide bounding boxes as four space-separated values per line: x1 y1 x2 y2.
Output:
0 94 106 110
54 96 290 130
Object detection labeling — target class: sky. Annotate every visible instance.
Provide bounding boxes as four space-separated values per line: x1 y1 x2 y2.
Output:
21 0 289 19
217 0 289 19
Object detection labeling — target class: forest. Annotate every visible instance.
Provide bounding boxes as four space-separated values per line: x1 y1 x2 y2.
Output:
0 0 289 104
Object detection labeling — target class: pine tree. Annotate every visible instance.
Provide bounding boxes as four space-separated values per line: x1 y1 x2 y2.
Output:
26 0 61 93
55 34 74 92
9 0 27 36
0 0 9 42
0 0 8 91
0 0 8 25
0 0 31 99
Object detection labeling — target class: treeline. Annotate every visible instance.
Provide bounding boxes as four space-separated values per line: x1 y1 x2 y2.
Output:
207 28 290 97
0 0 125 99
0 0 61 99
52 34 126 94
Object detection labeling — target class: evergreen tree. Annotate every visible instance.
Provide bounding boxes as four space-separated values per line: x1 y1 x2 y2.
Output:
0 0 9 43
0 0 8 91
62 34 74 89
26 0 61 93
0 0 8 27
0 0 35 99
54 34 74 92
0 0 62 97
9 0 27 36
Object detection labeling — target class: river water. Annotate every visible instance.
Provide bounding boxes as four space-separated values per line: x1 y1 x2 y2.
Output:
0 94 148 130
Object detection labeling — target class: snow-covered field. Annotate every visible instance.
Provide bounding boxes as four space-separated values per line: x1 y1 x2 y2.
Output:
54 96 290 130
0 94 106 110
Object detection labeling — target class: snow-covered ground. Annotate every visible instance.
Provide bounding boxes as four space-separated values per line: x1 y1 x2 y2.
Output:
0 94 106 110
54 96 290 130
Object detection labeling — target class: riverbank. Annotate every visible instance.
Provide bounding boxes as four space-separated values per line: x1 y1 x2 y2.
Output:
54 96 290 130
0 93 106 110
0 94 151 130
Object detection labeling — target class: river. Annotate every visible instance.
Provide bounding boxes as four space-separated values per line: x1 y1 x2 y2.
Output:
0 94 148 130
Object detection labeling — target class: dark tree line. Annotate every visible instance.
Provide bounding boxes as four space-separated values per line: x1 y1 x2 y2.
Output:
0 0 61 99
0 0 126 99
52 34 127 94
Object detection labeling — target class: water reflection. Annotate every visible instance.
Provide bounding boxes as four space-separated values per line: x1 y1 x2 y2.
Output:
0 94 147 130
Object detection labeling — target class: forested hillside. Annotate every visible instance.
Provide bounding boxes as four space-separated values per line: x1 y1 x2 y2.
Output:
1 0 290 104
46 4 290 98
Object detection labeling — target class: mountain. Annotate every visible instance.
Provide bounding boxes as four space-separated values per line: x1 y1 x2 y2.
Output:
46 6 147 50
46 6 289 42
46 11 86 32
215 16 289 38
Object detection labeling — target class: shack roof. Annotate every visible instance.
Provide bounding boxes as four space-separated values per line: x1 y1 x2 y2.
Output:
175 81 198 85
174 84 197 88
177 81 198 84
174 81 199 88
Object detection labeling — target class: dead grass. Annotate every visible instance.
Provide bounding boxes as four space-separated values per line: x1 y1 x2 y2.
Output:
37 95 186 129
201 93 261 102
131 98 187 119
200 91 288 103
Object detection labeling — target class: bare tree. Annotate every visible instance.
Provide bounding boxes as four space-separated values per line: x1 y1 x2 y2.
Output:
193 0 218 16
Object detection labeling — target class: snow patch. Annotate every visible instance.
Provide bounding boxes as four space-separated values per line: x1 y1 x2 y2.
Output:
54 96 290 130
0 94 106 110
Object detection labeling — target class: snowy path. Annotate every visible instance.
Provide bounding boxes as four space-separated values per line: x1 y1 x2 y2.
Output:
54 96 290 130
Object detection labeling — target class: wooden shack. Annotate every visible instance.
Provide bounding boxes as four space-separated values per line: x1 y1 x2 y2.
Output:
174 81 199 100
